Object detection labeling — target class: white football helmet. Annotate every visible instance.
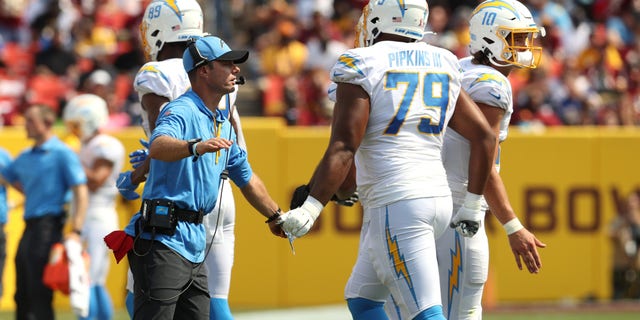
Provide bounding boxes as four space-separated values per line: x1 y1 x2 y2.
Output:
140 0 205 61
63 94 109 141
469 0 545 68
355 0 429 48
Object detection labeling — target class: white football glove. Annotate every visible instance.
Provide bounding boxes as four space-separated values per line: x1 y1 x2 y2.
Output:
279 196 324 238
450 192 484 237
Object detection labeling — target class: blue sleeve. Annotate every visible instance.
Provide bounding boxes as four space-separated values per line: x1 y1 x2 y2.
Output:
60 149 87 187
227 143 253 188
1 154 19 184
151 103 190 141
0 149 10 165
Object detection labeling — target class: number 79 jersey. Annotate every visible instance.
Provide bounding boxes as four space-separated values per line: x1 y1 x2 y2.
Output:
330 41 463 209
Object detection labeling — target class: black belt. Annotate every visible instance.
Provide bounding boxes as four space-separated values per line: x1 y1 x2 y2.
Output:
174 208 204 224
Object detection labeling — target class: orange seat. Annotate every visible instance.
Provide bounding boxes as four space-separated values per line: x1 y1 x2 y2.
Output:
1 42 34 76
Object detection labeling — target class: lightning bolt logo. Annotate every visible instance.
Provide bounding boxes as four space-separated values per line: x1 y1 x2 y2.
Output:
447 232 463 319
164 0 182 21
385 210 418 306
471 0 519 18
138 65 161 74
338 54 365 76
469 73 507 88
137 65 170 84
396 0 406 17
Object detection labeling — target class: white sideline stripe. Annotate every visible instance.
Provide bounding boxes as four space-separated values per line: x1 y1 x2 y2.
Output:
235 304 351 320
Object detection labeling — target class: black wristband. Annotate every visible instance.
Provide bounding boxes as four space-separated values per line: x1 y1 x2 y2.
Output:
187 138 202 156
265 208 282 223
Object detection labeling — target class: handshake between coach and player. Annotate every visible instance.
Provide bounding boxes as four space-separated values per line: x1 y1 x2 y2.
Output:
277 184 360 238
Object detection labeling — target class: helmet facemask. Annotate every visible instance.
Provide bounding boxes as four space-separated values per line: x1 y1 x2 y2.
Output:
469 0 545 69
493 26 544 68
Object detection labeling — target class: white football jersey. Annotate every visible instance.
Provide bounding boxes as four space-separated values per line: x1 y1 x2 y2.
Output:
133 58 244 149
330 41 462 209
80 134 125 210
443 57 513 202
134 58 191 137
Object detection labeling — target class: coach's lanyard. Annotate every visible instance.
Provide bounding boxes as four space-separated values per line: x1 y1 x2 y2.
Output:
213 95 231 165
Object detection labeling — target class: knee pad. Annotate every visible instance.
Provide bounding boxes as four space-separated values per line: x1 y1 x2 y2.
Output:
452 282 484 320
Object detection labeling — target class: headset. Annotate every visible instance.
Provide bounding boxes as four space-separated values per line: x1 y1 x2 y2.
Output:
186 37 245 85
186 37 210 70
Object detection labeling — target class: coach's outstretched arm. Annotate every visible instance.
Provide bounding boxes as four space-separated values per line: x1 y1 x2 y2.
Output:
240 174 288 238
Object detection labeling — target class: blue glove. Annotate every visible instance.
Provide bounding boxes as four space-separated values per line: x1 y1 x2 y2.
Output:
129 149 148 169
138 138 149 149
117 171 140 200
129 139 150 169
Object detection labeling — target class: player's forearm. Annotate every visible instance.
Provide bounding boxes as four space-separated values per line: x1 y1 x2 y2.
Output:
484 168 517 224
466 134 496 195
131 159 150 184
309 145 355 205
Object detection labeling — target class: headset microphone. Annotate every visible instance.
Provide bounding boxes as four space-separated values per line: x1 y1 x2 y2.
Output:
235 76 245 85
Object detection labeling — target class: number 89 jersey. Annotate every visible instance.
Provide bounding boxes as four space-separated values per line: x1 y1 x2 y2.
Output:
330 41 463 209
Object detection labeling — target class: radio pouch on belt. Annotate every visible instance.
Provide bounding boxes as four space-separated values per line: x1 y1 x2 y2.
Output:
141 199 176 235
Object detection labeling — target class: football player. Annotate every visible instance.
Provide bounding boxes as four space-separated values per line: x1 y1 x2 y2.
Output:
63 93 125 320
278 1 497 319
435 1 547 319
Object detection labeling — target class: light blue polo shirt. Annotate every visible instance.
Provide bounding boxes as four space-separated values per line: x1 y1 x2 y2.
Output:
0 148 12 224
1 137 87 220
124 89 253 263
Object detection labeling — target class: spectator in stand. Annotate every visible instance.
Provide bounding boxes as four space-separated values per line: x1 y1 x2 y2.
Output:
2 0 640 128
27 27 77 115
422 5 462 56
259 18 308 123
514 68 563 127
297 11 348 125
526 0 576 56
34 27 77 78
79 68 131 129
0 59 27 126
